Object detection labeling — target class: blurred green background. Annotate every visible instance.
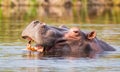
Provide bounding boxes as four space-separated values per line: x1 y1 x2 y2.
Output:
0 0 120 24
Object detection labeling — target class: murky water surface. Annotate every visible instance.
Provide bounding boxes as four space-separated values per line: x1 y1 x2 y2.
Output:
0 6 120 72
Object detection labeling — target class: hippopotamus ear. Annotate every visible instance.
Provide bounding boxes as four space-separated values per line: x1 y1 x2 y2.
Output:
87 31 96 40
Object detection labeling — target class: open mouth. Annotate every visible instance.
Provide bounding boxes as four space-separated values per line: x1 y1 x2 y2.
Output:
22 36 68 53
22 36 44 52
26 41 44 52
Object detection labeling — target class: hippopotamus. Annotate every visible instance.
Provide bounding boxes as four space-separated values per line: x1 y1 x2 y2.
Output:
22 20 115 58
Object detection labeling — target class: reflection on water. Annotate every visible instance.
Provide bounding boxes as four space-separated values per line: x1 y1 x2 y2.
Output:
0 5 120 72
0 45 120 72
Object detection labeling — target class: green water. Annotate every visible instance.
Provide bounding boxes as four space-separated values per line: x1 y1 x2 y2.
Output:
0 6 120 72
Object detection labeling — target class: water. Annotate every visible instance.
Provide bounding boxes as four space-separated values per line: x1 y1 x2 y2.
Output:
0 6 120 72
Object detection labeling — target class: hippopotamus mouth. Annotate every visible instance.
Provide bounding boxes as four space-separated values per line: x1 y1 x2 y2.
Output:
21 21 68 52
22 36 32 41
22 35 68 53
22 35 44 52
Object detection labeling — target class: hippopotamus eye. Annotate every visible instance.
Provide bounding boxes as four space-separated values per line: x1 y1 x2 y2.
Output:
74 31 78 33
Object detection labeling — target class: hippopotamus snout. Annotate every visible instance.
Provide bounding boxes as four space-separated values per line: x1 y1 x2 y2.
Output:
22 20 68 48
22 20 46 40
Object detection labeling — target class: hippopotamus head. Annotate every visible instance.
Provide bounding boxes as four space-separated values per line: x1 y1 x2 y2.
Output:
64 27 103 57
64 27 96 42
22 21 65 47
64 27 115 57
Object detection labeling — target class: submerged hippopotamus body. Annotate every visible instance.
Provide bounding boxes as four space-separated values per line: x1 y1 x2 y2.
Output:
22 21 115 58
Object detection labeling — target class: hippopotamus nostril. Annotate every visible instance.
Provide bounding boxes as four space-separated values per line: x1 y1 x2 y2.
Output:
32 20 40 27
33 20 40 24
40 23 46 28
